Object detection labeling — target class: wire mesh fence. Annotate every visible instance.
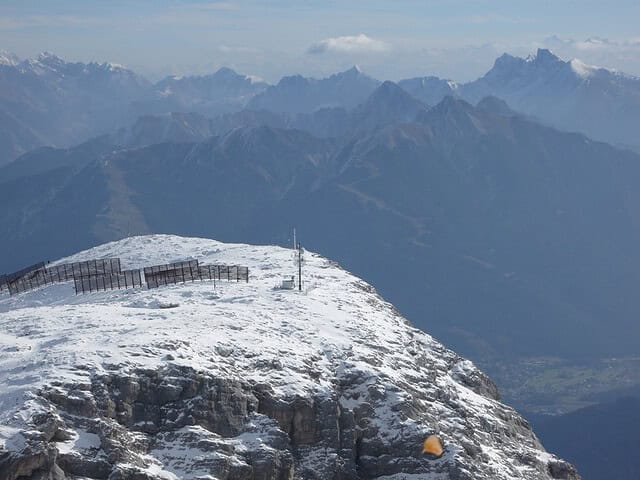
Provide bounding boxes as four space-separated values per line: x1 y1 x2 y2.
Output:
2 257 248 296
4 262 46 284
74 269 143 295
198 264 249 282
5 259 122 296
144 260 201 289
6 262 52 295
48 259 122 282
144 261 249 289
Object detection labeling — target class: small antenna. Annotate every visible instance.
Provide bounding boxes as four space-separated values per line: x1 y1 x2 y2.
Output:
293 227 296 250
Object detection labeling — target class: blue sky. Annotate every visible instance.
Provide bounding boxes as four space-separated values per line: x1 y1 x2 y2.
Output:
1 0 639 82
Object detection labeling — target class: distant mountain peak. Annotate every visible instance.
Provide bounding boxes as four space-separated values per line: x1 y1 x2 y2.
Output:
416 95 480 134
342 65 363 76
36 51 65 65
461 47 640 149
434 94 473 112
362 80 422 106
397 76 459 107
492 52 526 71
0 50 20 66
277 74 310 87
214 66 237 75
529 48 561 64
331 65 376 83
248 68 380 114
476 96 516 116
212 66 246 80
350 80 427 130
374 79 405 94
210 67 266 85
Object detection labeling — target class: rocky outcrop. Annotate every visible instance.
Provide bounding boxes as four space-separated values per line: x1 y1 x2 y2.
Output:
0 361 576 480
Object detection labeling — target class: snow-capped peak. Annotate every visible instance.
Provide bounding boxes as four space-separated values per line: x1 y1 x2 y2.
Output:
526 48 561 65
102 61 127 71
569 58 599 78
246 74 265 84
0 235 578 479
0 50 19 66
342 65 363 76
36 51 65 65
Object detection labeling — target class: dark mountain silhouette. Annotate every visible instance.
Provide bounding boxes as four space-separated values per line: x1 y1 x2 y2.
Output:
141 67 268 117
350 81 428 131
3 97 640 369
112 81 427 146
247 66 380 113
398 76 459 105
460 48 640 151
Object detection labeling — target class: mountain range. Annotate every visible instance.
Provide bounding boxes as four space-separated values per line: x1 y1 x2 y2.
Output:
3 90 640 370
461 48 640 151
0 52 265 166
0 51 149 165
246 65 380 113
3 47 640 479
2 48 639 167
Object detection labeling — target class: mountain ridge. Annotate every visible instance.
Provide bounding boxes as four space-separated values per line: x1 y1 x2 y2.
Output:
2 48 640 166
3 96 640 369
0 234 579 479
460 48 640 150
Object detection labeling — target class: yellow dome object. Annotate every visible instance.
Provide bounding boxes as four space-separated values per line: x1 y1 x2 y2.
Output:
422 434 444 458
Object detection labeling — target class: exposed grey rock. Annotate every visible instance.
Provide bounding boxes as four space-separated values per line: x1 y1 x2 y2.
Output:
5 360 577 479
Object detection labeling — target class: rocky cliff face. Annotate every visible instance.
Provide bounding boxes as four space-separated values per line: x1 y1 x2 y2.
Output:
0 235 579 479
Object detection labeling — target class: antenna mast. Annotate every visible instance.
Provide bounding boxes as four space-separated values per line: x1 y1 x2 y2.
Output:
298 242 302 291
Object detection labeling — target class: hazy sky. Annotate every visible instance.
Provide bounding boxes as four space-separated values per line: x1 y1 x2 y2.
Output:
1 0 639 82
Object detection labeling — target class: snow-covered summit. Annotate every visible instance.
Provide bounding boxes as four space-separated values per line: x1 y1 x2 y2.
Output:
6 51 141 81
0 50 19 67
0 235 578 479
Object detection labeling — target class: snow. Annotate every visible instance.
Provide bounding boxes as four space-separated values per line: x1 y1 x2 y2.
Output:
0 426 26 451
1 234 425 418
570 59 599 78
57 429 101 454
246 74 265 84
0 235 566 478
104 62 126 71
0 51 19 67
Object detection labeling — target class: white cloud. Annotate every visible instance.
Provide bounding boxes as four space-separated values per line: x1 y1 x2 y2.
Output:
308 34 390 55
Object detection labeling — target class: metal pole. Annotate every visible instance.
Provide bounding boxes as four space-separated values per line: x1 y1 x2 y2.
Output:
298 242 302 291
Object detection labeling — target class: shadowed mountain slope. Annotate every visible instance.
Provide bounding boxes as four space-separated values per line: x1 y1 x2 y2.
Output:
2 98 640 370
